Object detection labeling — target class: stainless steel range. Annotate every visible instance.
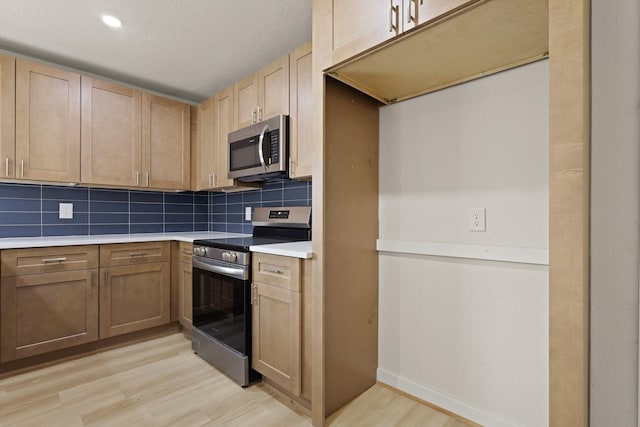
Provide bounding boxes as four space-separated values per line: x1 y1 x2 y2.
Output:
191 206 311 386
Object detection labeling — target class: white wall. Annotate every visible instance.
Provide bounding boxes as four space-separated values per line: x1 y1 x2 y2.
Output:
378 60 549 427
590 0 640 425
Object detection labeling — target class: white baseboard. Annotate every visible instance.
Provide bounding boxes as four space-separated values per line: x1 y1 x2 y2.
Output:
377 368 516 427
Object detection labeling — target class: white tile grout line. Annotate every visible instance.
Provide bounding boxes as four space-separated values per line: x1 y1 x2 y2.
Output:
39 184 43 237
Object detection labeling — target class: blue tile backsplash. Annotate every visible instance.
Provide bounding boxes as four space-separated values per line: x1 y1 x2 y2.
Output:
0 180 312 239
210 180 312 234
0 183 208 238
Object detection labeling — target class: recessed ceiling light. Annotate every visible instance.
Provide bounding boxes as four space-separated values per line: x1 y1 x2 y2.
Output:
102 15 122 28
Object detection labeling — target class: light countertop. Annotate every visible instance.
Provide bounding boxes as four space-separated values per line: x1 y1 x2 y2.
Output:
250 240 312 259
0 232 313 259
0 232 248 250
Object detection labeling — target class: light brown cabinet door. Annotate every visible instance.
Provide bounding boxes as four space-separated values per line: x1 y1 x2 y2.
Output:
328 0 397 66
193 96 216 191
258 55 290 122
289 43 312 179
81 77 142 187
234 73 259 130
252 281 301 396
142 93 190 190
15 59 80 183
100 262 170 338
0 269 99 362
0 53 15 179
178 260 193 330
215 86 235 188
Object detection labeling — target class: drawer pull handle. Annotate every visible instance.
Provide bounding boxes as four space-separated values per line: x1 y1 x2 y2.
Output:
263 267 284 275
42 257 67 264
183 251 193 256
129 252 147 257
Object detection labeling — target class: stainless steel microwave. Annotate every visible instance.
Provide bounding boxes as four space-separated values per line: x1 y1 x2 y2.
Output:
228 115 288 182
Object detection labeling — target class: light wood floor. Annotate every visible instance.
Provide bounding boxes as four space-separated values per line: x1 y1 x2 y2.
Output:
0 333 473 426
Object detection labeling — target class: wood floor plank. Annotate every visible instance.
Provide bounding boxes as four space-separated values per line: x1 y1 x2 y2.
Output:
0 333 472 427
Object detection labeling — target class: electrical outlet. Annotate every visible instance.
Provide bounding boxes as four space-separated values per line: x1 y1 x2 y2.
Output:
245 207 252 221
59 203 73 219
469 208 486 232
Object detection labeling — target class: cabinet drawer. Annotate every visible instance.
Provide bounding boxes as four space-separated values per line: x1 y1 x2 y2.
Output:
253 253 301 291
179 242 193 265
1 246 98 277
100 241 170 267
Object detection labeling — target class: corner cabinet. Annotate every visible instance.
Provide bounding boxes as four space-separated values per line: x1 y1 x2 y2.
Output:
81 77 142 187
15 59 81 183
252 253 311 400
0 53 15 180
0 246 99 362
142 94 191 190
99 242 171 338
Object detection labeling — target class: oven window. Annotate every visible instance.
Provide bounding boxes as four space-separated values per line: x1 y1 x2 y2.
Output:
192 266 250 355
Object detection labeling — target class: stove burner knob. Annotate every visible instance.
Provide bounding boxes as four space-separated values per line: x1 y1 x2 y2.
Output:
222 251 237 262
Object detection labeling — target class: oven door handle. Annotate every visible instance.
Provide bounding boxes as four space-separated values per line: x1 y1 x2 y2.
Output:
193 258 248 280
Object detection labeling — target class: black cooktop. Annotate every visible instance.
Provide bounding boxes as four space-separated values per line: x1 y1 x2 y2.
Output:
194 236 304 252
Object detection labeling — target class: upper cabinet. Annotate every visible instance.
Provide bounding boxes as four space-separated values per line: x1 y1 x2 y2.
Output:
322 0 549 104
324 0 477 68
82 78 191 191
15 59 80 183
193 85 248 191
234 55 289 129
289 42 313 179
193 95 216 190
0 54 14 180
214 86 236 188
81 77 142 187
142 93 191 190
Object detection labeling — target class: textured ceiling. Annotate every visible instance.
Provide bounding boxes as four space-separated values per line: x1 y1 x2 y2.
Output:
0 0 312 103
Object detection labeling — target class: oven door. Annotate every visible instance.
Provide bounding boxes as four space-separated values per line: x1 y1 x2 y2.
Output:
192 257 251 356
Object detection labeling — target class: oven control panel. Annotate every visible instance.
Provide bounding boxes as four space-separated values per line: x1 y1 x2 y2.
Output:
192 245 249 266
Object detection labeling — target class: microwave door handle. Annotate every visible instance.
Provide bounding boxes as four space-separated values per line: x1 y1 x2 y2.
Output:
258 124 270 171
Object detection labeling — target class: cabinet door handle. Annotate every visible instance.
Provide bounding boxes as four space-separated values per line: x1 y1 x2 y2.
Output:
213 173 217 187
145 172 150 187
263 267 284 275
257 106 262 122
104 270 108 284
42 257 67 264
20 159 24 178
136 170 140 186
91 271 95 288
408 0 418 24
389 0 399 34
252 106 257 124
5 158 8 177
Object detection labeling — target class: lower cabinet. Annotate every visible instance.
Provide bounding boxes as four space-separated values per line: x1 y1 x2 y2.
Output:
0 246 99 362
252 253 310 399
177 242 193 330
99 242 171 338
